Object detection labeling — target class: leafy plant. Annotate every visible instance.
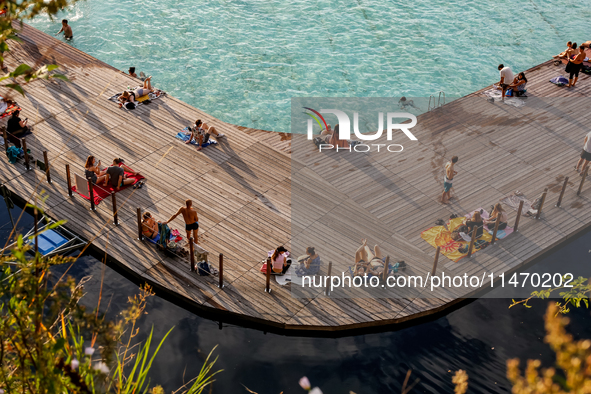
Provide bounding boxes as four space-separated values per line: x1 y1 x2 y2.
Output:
509 275 590 314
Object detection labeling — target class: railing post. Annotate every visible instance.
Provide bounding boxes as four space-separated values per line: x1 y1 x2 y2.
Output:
556 177 569 207
324 261 333 296
218 253 224 289
136 207 143 241
577 167 589 196
2 126 7 153
22 137 30 171
491 216 501 245
265 257 271 293
535 188 548 219
43 151 51 183
111 192 118 225
189 237 195 272
467 226 477 258
66 164 73 197
87 178 95 211
514 200 524 232
431 246 440 275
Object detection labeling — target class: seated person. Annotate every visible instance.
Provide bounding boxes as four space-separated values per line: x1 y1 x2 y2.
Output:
463 211 484 239
128 67 138 78
320 124 332 136
185 119 225 150
353 239 389 277
507 72 527 96
117 76 160 107
328 124 349 149
104 158 138 191
84 155 108 186
485 203 508 231
555 41 573 59
142 211 159 240
295 247 321 276
6 110 30 148
271 246 291 274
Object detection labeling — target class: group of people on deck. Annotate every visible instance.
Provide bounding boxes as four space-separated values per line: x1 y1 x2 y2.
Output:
555 41 590 88
84 156 141 191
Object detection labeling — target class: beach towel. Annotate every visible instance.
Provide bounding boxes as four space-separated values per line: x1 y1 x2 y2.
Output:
421 209 514 262
550 76 569 86
175 127 218 148
0 103 21 119
501 191 536 217
483 88 526 108
107 87 166 109
71 169 144 205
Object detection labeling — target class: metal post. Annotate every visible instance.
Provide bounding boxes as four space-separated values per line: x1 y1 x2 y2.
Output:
22 137 30 171
2 127 7 153
43 151 51 183
577 167 589 196
514 200 524 232
189 237 195 272
556 177 569 207
491 216 501 245
66 164 73 197
431 247 440 275
324 261 333 296
535 188 548 220
265 257 271 293
218 253 224 289
111 192 118 225
136 207 143 241
87 178 95 211
467 226 478 258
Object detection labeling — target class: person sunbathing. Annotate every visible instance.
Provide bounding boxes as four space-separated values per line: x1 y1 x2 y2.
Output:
484 203 508 230
295 247 321 276
142 211 159 240
185 119 225 150
117 76 161 106
462 211 484 239
84 155 108 186
353 239 389 277
104 158 138 191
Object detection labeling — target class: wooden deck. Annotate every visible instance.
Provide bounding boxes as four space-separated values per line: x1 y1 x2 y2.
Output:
1 23 590 333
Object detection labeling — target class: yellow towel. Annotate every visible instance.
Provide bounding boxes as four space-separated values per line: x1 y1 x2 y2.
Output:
136 94 150 103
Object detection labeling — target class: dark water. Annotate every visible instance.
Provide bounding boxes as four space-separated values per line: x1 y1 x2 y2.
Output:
2 198 591 394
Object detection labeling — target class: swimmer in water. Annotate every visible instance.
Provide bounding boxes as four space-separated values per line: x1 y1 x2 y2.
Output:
399 96 419 110
56 19 73 41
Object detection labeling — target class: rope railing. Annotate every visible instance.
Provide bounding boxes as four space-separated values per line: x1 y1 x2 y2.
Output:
3 141 591 296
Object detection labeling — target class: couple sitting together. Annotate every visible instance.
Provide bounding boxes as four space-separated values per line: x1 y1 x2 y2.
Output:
314 123 350 149
185 119 225 150
265 246 321 276
453 203 508 241
84 156 141 190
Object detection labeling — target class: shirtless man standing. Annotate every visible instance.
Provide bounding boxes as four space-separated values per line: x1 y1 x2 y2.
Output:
56 19 73 40
441 156 458 204
166 199 200 243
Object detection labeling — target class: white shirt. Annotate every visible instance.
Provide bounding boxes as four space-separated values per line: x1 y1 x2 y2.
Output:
584 131 591 153
500 67 514 85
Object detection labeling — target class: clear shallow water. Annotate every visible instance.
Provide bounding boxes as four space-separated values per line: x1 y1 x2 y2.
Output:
27 0 590 132
2 199 591 393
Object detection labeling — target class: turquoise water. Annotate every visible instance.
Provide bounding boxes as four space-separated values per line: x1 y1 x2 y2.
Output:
28 0 590 132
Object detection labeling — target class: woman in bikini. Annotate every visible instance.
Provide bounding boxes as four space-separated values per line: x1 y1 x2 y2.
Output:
117 76 160 107
142 212 159 240
84 155 108 186
485 203 508 230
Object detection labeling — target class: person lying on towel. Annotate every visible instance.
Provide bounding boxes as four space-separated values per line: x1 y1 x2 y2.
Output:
185 119 225 150
104 158 140 191
353 239 390 277
117 76 161 108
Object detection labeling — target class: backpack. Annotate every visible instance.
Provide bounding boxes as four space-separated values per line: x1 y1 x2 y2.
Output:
157 222 171 249
197 261 211 276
